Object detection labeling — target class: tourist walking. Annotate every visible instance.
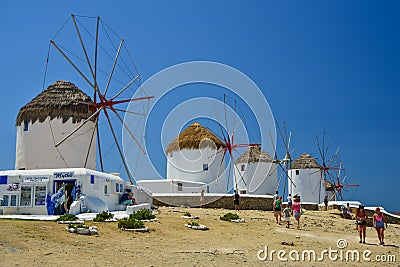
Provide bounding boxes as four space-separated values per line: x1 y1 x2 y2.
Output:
323 195 328 210
356 205 368 243
273 196 282 224
273 190 278 211
200 189 205 208
282 204 291 228
233 190 240 211
373 207 386 245
287 194 292 209
292 196 301 229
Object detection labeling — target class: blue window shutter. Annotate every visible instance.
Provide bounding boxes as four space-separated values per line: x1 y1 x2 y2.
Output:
0 176 7 184
90 175 94 184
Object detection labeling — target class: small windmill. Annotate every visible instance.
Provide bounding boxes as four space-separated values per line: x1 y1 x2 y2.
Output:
313 131 359 201
210 94 261 193
332 163 360 200
270 121 296 197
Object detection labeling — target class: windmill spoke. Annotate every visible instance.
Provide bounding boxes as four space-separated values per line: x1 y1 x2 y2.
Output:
212 104 227 143
228 159 234 191
269 132 279 163
223 94 229 136
50 40 98 94
109 107 146 155
276 121 288 149
104 38 124 96
55 107 102 147
114 108 147 116
96 122 104 172
276 170 284 192
278 161 296 187
322 131 326 161
103 109 135 184
287 131 292 152
111 74 140 100
316 136 324 163
71 14 96 82
207 148 225 159
94 16 100 102
232 99 237 145
84 116 98 168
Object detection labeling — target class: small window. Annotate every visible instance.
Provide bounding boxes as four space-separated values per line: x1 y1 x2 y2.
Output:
0 176 7 184
104 185 108 195
203 164 208 171
20 185 32 207
90 175 95 184
23 121 29 131
34 185 47 206
241 164 245 171
4 195 18 207
115 183 123 193
295 170 300 175
10 195 17 206
178 182 182 191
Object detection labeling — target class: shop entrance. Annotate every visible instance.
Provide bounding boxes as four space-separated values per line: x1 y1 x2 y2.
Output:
54 180 76 213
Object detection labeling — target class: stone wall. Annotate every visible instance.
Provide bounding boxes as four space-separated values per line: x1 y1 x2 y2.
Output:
153 195 319 211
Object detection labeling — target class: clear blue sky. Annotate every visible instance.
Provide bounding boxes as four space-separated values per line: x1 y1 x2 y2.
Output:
0 1 399 212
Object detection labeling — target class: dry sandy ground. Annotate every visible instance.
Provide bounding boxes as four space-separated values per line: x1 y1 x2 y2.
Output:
0 207 399 267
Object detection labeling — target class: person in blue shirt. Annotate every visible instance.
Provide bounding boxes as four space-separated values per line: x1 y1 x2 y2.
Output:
120 189 136 205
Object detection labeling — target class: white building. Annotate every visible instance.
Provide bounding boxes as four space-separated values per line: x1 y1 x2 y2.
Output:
0 80 152 215
234 145 277 195
0 168 151 215
15 81 97 170
137 122 227 193
288 153 327 203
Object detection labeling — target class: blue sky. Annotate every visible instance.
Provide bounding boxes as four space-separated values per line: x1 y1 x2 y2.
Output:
0 1 399 212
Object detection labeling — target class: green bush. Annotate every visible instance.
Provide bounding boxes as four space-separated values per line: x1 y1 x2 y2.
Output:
118 217 145 229
67 223 88 229
186 221 199 226
183 211 192 217
56 214 78 222
220 212 240 221
130 209 155 220
93 211 114 222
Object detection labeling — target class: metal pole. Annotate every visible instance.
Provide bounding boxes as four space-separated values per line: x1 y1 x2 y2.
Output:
104 38 124 96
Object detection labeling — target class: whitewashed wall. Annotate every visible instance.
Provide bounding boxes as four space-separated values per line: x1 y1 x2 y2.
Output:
166 147 225 186
288 168 327 203
15 117 97 170
234 162 277 195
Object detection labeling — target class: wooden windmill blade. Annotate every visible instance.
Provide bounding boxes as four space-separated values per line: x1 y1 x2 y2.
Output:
46 14 153 184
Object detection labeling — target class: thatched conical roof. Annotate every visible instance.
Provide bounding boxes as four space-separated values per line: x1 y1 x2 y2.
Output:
235 145 273 164
290 153 321 169
166 122 225 154
16 81 95 126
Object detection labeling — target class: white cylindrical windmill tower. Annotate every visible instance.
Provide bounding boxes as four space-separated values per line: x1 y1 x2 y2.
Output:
15 81 97 170
165 122 226 192
288 153 326 203
234 145 277 195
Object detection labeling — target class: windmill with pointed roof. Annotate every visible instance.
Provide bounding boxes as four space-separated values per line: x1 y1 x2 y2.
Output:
234 145 277 195
16 80 97 170
138 122 227 194
288 153 328 203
